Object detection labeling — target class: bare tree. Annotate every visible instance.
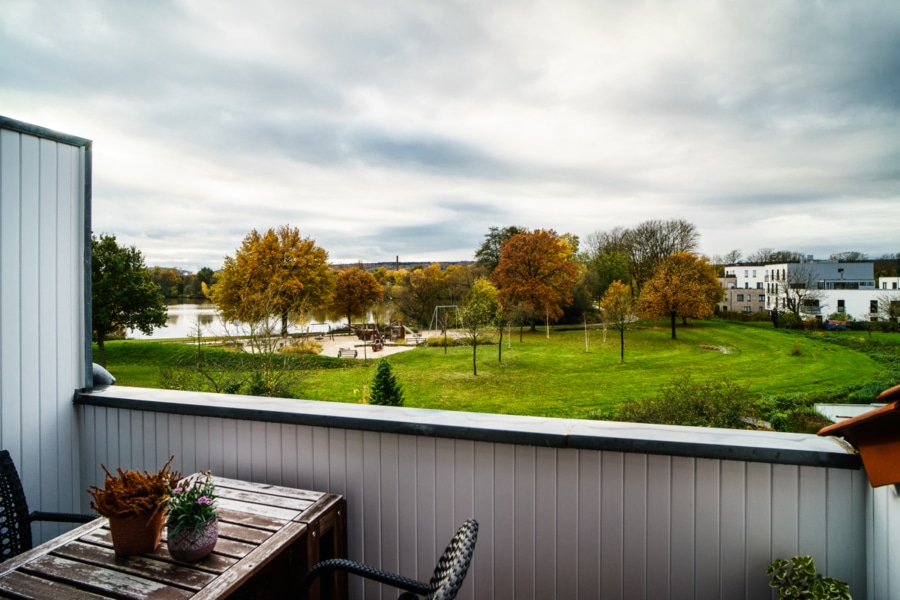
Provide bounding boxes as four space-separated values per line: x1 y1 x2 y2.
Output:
773 262 827 316
622 218 700 295
831 251 868 261
877 293 900 331
723 249 743 265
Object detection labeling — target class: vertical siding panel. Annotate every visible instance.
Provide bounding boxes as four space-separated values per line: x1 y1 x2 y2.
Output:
361 430 382 599
555 448 578 600
513 445 536 600
771 464 800 558
249 421 267 482
342 430 364 600
533 447 557 600
180 415 197 473
434 437 456 584
194 415 210 472
744 462 772 598
453 440 475 600
622 453 647 600
472 441 494 600
327 426 347 495
0 130 22 458
869 484 888 600
576 449 601 598
694 459 720 599
669 456 695 600
719 461 746 598
600 451 624 599
885 484 900 600
38 139 59 526
414 437 436 584
824 468 855 589
311 424 330 490
19 133 40 513
492 441 515 598
848 470 866 600
396 434 417 580
379 433 400 583
295 424 314 487
646 454 671 600
279 424 299 488
798 466 828 569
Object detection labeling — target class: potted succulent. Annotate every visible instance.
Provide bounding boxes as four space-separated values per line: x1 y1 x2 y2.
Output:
767 555 851 599
88 456 180 557
166 471 219 562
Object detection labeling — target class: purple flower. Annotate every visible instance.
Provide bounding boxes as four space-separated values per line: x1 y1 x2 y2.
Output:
173 487 184 494
198 497 212 505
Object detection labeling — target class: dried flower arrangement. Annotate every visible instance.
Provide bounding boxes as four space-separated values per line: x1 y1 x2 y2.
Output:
88 455 182 518
167 471 218 536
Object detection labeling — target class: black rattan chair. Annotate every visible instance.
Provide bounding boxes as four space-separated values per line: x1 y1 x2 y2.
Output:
303 518 478 600
0 450 95 562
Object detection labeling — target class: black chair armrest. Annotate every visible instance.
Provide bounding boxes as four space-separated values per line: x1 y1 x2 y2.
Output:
303 558 432 598
29 511 95 524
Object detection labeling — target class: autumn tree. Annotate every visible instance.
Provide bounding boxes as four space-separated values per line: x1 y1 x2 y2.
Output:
211 225 334 336
330 266 384 329
638 252 721 339
91 234 167 365
395 263 447 328
600 280 634 363
462 278 499 375
474 225 526 273
492 229 578 333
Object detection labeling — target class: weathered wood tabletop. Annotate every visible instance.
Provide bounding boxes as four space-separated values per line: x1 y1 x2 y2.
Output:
0 477 346 600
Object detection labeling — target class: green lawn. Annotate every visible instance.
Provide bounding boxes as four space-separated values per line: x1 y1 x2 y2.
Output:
102 320 893 420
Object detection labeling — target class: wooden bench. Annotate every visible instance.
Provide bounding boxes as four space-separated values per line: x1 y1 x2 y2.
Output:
337 348 358 358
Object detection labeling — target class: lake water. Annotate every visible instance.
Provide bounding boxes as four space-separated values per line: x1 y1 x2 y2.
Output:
128 301 344 340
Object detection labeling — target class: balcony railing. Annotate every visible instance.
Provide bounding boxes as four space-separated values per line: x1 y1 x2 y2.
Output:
72 386 879 599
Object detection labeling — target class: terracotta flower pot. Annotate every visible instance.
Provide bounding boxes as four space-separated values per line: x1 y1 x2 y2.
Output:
167 518 218 563
108 507 167 557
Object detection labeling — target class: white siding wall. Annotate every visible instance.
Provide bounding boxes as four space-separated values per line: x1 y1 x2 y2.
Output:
867 484 900 600
77 405 869 600
0 124 87 542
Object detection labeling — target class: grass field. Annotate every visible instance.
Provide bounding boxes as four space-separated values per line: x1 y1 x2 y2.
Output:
102 319 896 421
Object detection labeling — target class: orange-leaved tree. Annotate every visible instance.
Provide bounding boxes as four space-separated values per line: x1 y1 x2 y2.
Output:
600 280 634 363
211 225 334 336
491 229 578 333
330 266 384 330
638 252 722 339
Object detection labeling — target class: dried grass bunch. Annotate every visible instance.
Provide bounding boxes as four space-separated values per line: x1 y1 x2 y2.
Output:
88 455 182 518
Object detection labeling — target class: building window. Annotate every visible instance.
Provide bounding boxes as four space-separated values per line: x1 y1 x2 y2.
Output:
752 270 756 277
895 282 898 289
737 294 744 302
759 295 765 302
744 270 748 277
837 299 845 313
745 283 749 289
743 306 751 313
871 300 879 313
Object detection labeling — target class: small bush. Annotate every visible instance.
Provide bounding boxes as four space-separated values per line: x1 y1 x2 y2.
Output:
778 312 803 329
427 336 461 347
369 359 404 406
615 376 757 429
767 555 850 599
279 340 323 355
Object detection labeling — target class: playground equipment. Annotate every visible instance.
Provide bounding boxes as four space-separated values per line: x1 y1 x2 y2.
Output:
428 306 462 333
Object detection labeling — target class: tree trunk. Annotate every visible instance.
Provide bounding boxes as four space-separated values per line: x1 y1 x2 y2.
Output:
97 337 106 367
670 312 677 339
281 311 289 337
619 326 625 363
472 331 478 375
498 327 503 362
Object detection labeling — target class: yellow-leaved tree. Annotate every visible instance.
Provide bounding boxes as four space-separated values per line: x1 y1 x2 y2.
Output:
600 280 634 363
638 252 722 339
330 266 384 330
211 225 334 336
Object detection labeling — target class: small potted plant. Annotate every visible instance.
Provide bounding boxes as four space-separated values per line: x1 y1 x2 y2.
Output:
166 471 219 562
88 456 180 557
767 555 851 599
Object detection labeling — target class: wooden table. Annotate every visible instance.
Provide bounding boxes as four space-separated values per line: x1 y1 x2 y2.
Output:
0 477 346 600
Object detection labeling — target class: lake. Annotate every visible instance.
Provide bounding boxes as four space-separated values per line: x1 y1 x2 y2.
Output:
128 301 344 340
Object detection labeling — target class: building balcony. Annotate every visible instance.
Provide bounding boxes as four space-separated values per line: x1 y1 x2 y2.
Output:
67 385 881 599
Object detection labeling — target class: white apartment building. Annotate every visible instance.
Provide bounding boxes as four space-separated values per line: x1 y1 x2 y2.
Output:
725 260 897 321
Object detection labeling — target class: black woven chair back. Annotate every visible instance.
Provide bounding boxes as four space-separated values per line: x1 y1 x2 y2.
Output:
0 450 33 561
427 518 479 600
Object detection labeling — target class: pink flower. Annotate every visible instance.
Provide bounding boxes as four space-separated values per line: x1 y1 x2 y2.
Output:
198 497 212 505
173 487 184 494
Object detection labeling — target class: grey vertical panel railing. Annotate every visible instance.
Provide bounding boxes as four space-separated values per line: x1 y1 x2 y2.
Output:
76 387 870 599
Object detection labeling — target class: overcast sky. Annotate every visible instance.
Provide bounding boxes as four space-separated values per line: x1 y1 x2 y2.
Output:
3 0 899 271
